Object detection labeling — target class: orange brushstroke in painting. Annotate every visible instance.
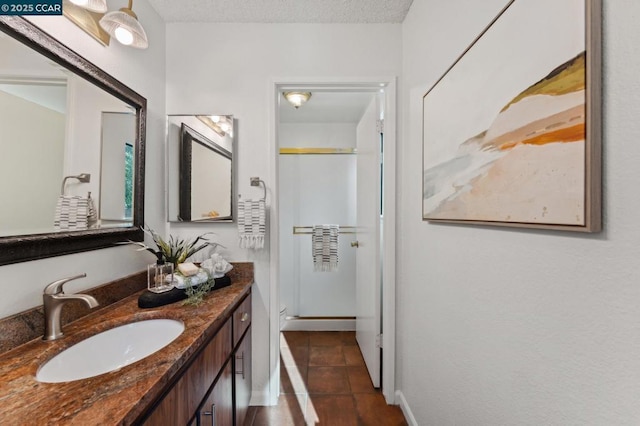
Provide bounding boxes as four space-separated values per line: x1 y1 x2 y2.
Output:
499 123 584 150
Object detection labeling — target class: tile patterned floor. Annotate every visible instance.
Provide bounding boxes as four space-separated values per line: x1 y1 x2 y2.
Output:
245 331 407 426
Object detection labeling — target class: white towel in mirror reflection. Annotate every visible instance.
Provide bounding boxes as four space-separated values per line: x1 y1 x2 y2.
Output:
54 195 93 230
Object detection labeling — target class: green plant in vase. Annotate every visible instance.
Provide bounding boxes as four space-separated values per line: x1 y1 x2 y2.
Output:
128 227 222 304
151 229 215 269
130 227 218 268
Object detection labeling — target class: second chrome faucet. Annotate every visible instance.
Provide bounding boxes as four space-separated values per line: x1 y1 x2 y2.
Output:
43 273 99 341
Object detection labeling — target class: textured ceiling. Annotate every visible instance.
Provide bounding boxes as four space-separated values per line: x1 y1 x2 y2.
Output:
147 0 414 23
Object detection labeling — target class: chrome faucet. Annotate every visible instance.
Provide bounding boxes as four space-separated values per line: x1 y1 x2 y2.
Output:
43 273 99 341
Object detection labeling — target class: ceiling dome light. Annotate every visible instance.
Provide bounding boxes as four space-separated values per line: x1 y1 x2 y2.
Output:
99 0 148 49
283 91 312 109
69 0 107 13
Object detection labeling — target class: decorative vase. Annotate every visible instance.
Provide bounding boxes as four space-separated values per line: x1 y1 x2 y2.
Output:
147 262 174 293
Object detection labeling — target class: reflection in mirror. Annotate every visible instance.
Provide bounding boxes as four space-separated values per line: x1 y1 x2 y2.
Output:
167 115 234 222
100 112 135 223
0 27 136 236
0 76 66 236
0 17 145 265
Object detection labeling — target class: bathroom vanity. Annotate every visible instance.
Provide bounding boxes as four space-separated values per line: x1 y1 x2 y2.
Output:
144 290 252 425
0 264 253 425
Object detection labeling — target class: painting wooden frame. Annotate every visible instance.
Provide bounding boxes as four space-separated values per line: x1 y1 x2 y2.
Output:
422 0 601 232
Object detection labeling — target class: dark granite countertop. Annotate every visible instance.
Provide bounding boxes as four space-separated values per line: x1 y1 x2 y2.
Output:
0 263 254 425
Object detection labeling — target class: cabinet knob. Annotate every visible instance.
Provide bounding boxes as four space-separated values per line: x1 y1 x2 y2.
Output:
240 312 249 322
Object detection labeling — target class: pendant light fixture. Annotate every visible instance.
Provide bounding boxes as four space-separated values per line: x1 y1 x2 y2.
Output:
99 0 149 49
68 0 107 13
283 91 312 109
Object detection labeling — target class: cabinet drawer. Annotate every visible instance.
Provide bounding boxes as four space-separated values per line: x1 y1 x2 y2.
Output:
233 293 251 347
144 318 232 425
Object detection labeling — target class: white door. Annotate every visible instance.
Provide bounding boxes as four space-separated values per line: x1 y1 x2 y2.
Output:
355 96 382 388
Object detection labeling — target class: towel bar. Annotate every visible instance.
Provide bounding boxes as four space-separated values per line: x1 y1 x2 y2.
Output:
293 226 357 235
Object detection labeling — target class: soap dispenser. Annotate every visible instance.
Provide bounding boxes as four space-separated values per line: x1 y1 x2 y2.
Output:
147 258 174 293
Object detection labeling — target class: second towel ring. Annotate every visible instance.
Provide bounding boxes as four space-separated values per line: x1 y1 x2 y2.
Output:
238 177 266 201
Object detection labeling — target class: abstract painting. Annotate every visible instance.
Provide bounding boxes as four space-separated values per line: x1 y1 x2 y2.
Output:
422 0 601 232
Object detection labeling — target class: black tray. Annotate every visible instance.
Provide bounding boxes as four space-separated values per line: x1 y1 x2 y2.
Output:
138 275 232 309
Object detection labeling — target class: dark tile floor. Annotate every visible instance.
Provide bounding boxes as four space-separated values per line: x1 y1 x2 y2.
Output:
245 331 407 426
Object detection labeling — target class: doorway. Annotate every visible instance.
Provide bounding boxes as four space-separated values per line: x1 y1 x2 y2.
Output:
268 79 397 405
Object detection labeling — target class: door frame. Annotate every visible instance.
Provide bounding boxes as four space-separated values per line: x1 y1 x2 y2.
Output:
267 77 397 405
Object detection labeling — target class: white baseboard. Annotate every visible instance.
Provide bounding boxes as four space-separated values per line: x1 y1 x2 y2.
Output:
249 391 272 406
396 390 418 426
281 317 355 331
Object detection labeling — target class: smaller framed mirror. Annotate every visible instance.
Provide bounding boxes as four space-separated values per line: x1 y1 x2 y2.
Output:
167 115 234 222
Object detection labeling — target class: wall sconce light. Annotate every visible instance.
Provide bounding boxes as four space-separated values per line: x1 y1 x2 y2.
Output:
283 92 312 109
98 0 148 49
69 0 107 13
197 115 233 138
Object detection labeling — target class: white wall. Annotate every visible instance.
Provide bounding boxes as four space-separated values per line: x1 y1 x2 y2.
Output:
0 0 166 318
64 75 130 200
0 90 64 235
399 0 640 424
278 123 357 318
166 23 402 403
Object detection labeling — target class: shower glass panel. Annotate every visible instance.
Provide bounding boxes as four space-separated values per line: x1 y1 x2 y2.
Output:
279 152 357 317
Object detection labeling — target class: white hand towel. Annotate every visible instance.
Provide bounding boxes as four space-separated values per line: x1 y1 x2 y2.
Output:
238 199 266 249
171 270 210 289
54 195 89 230
312 225 339 272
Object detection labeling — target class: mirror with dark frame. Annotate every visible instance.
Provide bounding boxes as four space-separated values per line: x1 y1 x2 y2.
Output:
167 115 234 223
0 17 146 266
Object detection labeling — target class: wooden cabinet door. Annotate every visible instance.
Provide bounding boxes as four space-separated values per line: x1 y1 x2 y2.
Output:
197 361 233 426
144 319 232 425
234 327 251 426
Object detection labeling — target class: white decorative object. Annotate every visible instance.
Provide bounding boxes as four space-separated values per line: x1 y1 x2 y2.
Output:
202 253 233 278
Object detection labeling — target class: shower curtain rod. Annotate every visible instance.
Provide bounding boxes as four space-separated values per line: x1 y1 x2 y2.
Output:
292 226 357 235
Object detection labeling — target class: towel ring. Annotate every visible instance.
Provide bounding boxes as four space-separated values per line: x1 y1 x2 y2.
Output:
60 173 91 195
239 177 266 202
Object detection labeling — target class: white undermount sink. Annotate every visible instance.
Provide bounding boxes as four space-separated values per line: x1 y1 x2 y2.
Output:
36 319 185 383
